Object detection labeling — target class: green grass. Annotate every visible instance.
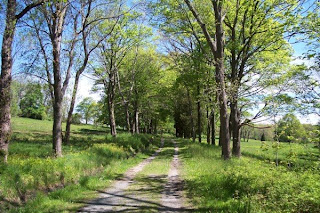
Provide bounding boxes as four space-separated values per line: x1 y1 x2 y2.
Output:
178 138 320 213
0 117 161 213
193 135 319 170
124 139 174 212
241 139 319 170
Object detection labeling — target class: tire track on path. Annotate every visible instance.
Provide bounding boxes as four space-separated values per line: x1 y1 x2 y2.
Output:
78 138 165 213
160 140 190 213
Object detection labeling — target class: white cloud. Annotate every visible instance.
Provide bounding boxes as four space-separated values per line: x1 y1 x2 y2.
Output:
77 75 101 104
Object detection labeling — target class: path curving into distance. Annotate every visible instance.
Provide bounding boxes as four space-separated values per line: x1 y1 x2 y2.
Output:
78 138 191 213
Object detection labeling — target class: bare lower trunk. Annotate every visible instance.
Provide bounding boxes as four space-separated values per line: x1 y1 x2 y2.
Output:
131 117 135 134
125 104 131 132
0 1 16 164
134 109 139 134
217 81 230 159
197 85 201 143
186 88 195 142
108 98 117 137
207 107 211 144
52 36 63 157
231 102 241 157
184 0 230 159
65 72 81 144
53 96 63 157
211 109 215 145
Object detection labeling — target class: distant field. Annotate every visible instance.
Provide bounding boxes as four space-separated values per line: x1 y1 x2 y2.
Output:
241 139 319 170
11 117 108 134
197 135 319 170
178 139 320 212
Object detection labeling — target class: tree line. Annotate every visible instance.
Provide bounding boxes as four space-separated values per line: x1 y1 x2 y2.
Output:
0 0 319 163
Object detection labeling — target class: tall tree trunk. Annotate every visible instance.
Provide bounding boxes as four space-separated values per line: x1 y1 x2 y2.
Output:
0 0 16 163
108 98 117 137
125 103 131 132
229 109 233 141
131 117 136 134
231 102 241 157
211 109 215 145
186 88 195 142
107 78 117 137
65 72 80 144
214 1 230 159
219 126 222 146
134 108 139 134
197 85 201 143
184 0 230 159
207 106 211 144
53 93 63 157
52 31 64 157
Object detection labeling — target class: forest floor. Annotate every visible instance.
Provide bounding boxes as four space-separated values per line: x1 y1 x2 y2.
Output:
79 138 192 213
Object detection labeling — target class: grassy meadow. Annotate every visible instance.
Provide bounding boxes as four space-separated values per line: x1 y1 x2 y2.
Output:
1 117 160 213
1 117 319 212
178 138 320 212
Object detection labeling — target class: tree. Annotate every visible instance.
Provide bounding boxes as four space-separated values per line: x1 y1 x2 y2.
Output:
76 97 96 124
26 0 94 156
184 0 231 159
223 0 299 157
64 0 119 144
0 0 44 163
92 6 151 137
276 113 306 143
20 83 46 120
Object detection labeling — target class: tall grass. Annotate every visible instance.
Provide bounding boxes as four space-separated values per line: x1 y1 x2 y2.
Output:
178 139 320 213
0 117 160 212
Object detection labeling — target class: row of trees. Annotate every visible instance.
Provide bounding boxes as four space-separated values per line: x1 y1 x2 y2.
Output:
150 0 320 159
0 0 169 162
0 0 319 163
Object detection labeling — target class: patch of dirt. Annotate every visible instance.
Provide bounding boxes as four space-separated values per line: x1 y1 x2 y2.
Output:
159 140 190 213
78 139 164 212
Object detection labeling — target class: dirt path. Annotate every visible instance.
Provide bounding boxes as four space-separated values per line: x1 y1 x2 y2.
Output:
159 140 188 212
78 139 191 213
78 139 164 212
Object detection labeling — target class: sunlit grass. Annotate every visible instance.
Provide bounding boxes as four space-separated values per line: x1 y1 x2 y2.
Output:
178 139 320 212
0 117 161 212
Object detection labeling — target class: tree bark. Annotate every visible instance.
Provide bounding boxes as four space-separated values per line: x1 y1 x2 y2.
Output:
211 109 216 145
186 87 195 142
0 0 44 163
231 102 241 157
52 30 64 157
125 103 131 132
134 107 139 134
184 0 230 159
197 85 201 143
0 0 16 163
53 92 63 157
107 73 117 137
214 1 231 159
65 72 80 144
207 106 211 144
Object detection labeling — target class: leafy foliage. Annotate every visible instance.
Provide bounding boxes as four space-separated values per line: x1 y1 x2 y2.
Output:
19 83 46 120
276 114 307 143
